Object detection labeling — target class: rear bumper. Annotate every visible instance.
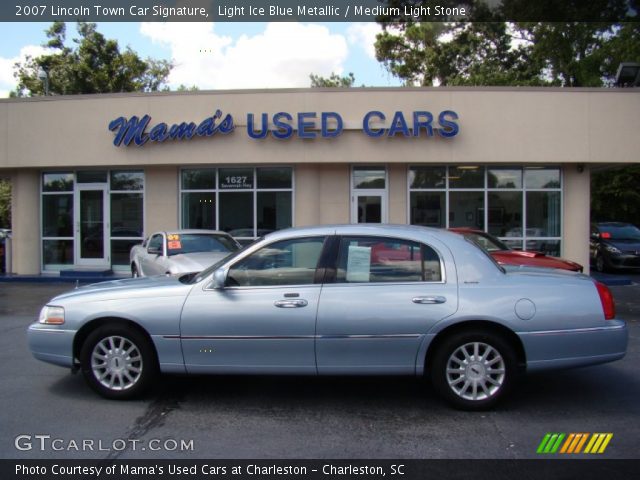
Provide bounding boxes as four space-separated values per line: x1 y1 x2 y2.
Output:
519 321 627 372
27 323 75 368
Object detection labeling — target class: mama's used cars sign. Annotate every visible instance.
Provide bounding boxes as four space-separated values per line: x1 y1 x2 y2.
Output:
108 109 459 147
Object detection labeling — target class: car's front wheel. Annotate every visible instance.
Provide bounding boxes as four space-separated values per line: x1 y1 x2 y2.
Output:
430 330 517 410
595 253 606 273
80 325 158 399
131 264 140 278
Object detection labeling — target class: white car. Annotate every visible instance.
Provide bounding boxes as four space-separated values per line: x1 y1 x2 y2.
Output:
130 230 241 277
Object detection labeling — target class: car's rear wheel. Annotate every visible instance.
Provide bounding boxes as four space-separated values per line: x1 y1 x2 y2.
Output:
430 330 516 410
80 325 157 399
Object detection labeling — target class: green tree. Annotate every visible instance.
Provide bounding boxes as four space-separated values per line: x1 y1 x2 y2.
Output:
374 2 639 87
310 72 357 87
0 180 10 229
12 22 172 96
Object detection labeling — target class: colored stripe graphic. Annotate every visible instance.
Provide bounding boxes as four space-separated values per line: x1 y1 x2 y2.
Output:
584 434 614 454
537 433 565 454
538 433 613 454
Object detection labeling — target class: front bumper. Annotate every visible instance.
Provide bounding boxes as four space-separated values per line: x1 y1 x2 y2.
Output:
519 320 628 372
27 323 75 368
607 254 640 269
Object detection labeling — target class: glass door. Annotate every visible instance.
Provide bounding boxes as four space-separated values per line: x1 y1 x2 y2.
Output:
351 166 387 224
74 185 109 267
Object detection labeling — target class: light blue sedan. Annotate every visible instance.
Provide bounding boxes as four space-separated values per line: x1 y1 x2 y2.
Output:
28 225 627 409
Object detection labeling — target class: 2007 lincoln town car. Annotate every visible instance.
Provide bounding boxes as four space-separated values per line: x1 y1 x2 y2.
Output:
28 225 627 409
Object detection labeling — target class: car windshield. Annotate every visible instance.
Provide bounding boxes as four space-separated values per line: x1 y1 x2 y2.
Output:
187 238 261 284
600 225 640 241
462 232 509 252
167 234 240 256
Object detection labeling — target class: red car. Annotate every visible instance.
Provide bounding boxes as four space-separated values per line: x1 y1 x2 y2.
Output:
449 228 583 272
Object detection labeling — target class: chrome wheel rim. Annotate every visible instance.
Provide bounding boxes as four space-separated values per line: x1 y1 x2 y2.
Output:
446 342 505 401
91 336 143 391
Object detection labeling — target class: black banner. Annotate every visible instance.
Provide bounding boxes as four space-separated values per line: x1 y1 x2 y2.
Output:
4 459 640 480
3 0 639 22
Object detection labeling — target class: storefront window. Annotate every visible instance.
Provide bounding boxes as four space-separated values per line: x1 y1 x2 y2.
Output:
449 166 483 189
258 192 292 232
219 192 253 235
409 166 446 189
488 192 522 237
42 172 74 270
42 195 73 237
352 167 386 189
110 171 144 266
182 192 215 230
524 168 560 189
110 171 144 191
410 192 445 227
182 168 215 190
526 191 561 237
111 193 143 237
219 168 253 190
449 192 484 229
42 173 73 192
41 170 145 270
488 168 522 189
257 167 292 189
180 167 293 241
43 240 73 265
408 165 562 254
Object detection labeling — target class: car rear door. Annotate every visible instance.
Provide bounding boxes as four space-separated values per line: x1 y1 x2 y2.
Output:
315 234 458 374
179 236 328 374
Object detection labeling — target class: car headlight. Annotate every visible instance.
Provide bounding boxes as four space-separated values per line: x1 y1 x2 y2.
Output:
38 305 65 325
604 245 621 254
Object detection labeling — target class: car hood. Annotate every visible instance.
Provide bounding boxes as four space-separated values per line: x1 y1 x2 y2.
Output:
166 251 230 272
50 275 192 303
492 251 582 271
604 239 640 253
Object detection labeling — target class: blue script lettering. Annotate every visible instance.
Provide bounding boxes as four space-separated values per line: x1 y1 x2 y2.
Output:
109 109 234 146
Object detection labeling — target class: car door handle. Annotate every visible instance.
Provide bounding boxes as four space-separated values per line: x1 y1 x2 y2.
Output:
412 296 446 304
274 299 308 308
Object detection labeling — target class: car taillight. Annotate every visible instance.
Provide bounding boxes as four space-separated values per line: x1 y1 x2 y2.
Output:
594 281 615 320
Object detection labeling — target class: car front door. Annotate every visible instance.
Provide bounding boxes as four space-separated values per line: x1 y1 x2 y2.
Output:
316 235 458 374
179 236 327 374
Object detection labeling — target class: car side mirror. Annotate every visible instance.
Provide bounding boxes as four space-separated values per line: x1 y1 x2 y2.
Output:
591 233 600 239
147 246 162 255
211 268 227 289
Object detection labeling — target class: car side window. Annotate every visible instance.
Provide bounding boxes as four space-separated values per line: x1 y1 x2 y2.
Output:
227 237 326 287
148 234 163 252
335 236 442 283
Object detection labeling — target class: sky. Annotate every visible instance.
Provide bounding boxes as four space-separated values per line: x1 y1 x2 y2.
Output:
0 21 402 97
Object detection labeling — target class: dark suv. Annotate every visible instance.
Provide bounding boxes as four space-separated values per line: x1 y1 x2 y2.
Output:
590 222 640 272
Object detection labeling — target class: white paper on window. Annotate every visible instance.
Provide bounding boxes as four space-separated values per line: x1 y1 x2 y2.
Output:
346 245 371 282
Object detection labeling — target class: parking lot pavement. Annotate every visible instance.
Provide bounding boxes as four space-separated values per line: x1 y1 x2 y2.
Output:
1 281 639 459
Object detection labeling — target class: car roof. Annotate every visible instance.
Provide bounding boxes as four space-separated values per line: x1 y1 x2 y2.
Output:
160 230 232 236
594 222 636 228
262 223 464 244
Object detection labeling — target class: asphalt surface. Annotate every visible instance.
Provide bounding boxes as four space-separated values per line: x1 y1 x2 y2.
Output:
0 278 638 460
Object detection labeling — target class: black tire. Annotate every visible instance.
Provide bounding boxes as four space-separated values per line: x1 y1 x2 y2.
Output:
131 264 139 278
430 329 517 410
595 253 606 273
80 324 158 400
